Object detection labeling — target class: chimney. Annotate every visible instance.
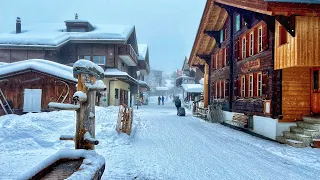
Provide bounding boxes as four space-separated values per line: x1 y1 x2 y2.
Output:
16 17 21 34
75 13 78 20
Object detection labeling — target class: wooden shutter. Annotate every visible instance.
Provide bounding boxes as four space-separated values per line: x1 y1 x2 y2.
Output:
211 55 215 69
226 47 229 66
253 73 257 97
221 81 225 99
246 33 250 58
262 70 268 97
225 80 229 98
235 39 239 61
254 28 258 54
262 23 268 50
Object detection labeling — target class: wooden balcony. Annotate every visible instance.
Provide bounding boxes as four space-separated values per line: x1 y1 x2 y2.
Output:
118 44 138 66
138 60 150 75
274 17 320 70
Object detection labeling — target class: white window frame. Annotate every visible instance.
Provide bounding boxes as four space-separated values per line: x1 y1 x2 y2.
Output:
93 56 106 65
224 48 227 67
215 54 219 70
249 74 254 97
242 37 246 59
258 26 263 52
215 82 218 99
250 32 254 56
241 76 246 97
257 72 262 97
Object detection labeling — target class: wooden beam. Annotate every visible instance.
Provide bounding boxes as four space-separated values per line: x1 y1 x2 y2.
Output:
203 30 221 48
275 15 295 37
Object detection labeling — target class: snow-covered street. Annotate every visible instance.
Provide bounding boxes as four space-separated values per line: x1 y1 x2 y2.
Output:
1 99 320 179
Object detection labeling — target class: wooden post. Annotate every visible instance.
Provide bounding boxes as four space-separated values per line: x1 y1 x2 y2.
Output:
204 63 209 108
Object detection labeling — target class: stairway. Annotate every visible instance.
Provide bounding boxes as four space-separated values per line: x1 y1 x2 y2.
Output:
276 117 320 148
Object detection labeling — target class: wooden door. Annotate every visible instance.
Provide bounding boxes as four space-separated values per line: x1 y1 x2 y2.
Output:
312 68 320 114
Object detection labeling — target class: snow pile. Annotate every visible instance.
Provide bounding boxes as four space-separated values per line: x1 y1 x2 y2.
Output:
73 59 104 75
0 23 135 47
85 80 107 90
19 149 105 180
138 44 148 60
48 102 80 110
0 106 139 152
181 84 203 93
0 59 76 82
73 91 87 102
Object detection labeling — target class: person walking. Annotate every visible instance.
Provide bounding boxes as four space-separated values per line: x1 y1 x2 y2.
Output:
175 96 182 115
158 96 161 105
161 95 165 105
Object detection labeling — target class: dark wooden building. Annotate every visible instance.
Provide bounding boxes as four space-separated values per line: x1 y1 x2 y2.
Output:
0 60 77 115
189 0 320 141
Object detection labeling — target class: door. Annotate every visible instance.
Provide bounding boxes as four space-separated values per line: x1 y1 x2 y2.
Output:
23 89 42 112
312 68 320 114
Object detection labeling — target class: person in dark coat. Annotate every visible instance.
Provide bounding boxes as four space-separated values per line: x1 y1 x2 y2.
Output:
175 97 181 115
158 96 161 105
161 95 165 105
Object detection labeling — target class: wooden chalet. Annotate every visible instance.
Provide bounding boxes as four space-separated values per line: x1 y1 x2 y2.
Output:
0 60 77 116
189 0 320 143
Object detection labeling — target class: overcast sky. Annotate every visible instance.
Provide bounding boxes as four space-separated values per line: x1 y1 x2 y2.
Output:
0 0 206 73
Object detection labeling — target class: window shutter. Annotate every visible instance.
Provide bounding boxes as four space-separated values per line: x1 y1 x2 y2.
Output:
211 55 215 70
254 28 258 54
245 75 249 97
262 70 268 97
246 33 250 58
235 39 239 61
225 80 229 98
262 23 268 50
226 47 229 66
253 73 257 97
219 50 223 69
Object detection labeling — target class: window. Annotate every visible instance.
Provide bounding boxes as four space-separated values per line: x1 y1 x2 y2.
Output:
236 14 241 31
258 26 263 52
93 56 106 65
250 32 254 56
249 74 253 97
279 25 288 46
220 29 224 43
215 54 219 70
257 73 262 96
241 76 245 97
79 55 90 60
242 37 246 59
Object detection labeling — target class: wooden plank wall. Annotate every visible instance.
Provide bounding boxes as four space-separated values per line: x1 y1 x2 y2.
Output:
282 68 311 121
296 16 320 68
274 20 296 70
275 17 320 69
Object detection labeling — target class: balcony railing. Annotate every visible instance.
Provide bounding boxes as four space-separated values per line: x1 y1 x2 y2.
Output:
119 44 138 66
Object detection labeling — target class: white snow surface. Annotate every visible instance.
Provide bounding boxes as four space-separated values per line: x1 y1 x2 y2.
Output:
138 44 148 60
85 80 107 90
0 59 76 82
73 91 87 102
181 83 203 93
73 59 104 75
0 62 7 66
0 23 135 47
48 102 80 110
1 104 320 179
199 78 204 85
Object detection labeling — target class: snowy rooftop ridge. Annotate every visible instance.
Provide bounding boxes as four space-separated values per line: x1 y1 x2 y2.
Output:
0 59 77 82
181 84 203 93
138 44 148 60
0 23 135 47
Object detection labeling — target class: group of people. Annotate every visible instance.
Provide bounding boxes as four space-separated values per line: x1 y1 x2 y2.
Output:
157 95 165 105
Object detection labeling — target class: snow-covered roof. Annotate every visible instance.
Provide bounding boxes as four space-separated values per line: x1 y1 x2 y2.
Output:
0 23 135 47
0 59 77 82
138 80 148 85
138 44 148 60
104 68 137 83
181 84 203 93
156 87 169 91
199 78 204 85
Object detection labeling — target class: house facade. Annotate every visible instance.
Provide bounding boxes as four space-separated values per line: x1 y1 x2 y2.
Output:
0 16 150 107
189 0 320 142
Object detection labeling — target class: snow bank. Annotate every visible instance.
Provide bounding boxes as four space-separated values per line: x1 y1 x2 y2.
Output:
0 59 76 82
19 149 105 180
